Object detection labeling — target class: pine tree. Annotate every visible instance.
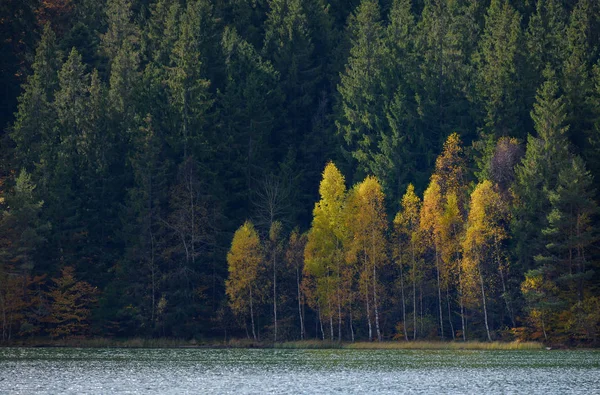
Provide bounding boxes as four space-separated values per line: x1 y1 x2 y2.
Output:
0 170 49 273
513 67 571 273
337 0 389 188
10 25 61 173
536 156 599 305
168 0 216 160
416 0 479 146
524 0 567 98
562 0 597 165
475 0 525 138
101 0 139 64
218 27 283 223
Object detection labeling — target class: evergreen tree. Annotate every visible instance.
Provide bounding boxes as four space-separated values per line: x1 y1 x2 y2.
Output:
218 27 283 223
513 67 571 273
337 0 390 191
475 0 525 138
524 0 567 98
536 156 599 305
0 170 49 274
11 25 61 173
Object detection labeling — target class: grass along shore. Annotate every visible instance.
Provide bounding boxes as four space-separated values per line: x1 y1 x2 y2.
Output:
1 338 544 350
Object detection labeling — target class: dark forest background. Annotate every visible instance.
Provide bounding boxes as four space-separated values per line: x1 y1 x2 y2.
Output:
1 0 600 344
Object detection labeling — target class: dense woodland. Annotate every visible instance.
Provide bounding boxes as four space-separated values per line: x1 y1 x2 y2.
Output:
1 0 600 345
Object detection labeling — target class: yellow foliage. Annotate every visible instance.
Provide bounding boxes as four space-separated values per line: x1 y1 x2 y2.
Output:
226 221 264 316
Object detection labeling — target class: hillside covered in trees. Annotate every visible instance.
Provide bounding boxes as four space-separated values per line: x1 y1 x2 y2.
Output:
1 0 600 345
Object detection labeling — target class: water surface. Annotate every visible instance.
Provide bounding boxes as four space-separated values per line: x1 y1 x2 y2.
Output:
1 347 599 394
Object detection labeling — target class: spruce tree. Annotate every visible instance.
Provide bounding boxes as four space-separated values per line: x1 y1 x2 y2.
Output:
475 0 525 138
11 25 61 173
513 67 571 274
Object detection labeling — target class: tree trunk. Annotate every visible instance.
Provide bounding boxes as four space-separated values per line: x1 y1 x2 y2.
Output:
296 267 304 340
446 286 455 340
479 271 492 342
436 248 444 339
459 268 466 341
364 256 372 341
372 232 381 342
349 309 355 343
412 241 417 340
273 251 277 342
400 262 408 341
318 307 325 340
249 288 257 341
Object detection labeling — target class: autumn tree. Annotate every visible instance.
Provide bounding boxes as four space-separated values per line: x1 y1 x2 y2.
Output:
420 176 445 339
46 266 98 338
462 180 508 341
304 162 348 341
226 221 265 341
285 229 307 339
393 183 422 340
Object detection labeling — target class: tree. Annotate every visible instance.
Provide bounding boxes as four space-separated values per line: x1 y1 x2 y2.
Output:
393 184 421 340
101 0 139 64
475 0 525 138
226 221 265 341
420 175 445 339
0 170 49 273
337 0 390 190
286 229 307 339
536 157 599 307
167 0 216 160
524 0 567 100
513 67 571 273
46 266 98 338
462 180 508 341
346 176 387 341
10 24 60 173
267 220 284 341
218 26 283 223
304 162 348 341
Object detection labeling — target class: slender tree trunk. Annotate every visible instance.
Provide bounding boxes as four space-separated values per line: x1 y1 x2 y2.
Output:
479 270 492 342
364 256 372 341
459 267 466 341
337 247 342 342
420 283 424 334
249 288 257 341
273 251 277 342
373 263 381 342
296 267 304 340
435 248 444 339
349 308 355 343
446 286 455 340
318 307 325 340
372 232 381 342
1 292 6 343
412 241 417 340
400 262 408 341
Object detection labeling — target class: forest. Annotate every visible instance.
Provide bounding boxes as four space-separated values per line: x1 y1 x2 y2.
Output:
0 0 599 345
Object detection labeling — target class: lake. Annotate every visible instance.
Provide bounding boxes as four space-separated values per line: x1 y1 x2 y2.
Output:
1 347 599 394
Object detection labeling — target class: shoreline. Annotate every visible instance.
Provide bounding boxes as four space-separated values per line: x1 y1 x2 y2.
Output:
0 338 557 350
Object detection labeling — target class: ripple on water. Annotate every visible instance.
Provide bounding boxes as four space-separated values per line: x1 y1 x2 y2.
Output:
1 348 599 394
